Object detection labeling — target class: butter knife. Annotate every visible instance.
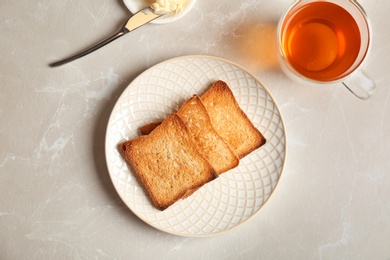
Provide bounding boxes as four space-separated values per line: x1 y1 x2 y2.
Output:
49 7 163 67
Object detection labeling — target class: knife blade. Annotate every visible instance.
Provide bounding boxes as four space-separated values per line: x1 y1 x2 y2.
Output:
49 7 163 67
124 7 162 32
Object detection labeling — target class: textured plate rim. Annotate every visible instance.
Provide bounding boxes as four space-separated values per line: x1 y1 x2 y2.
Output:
105 55 287 237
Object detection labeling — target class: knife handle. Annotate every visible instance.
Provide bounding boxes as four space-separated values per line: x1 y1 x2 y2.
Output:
49 28 128 67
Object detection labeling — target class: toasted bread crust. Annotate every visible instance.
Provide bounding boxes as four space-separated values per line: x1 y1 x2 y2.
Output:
139 121 162 135
120 114 217 210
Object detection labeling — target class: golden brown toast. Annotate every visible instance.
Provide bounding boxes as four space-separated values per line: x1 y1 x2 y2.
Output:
176 94 240 199
139 80 266 158
120 114 217 210
139 121 162 136
201 80 266 158
140 122 160 135
177 95 239 174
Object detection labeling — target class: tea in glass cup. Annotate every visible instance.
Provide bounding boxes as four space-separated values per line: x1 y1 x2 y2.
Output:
277 0 375 99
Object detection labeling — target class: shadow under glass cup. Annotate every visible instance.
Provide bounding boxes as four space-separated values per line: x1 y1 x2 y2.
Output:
277 0 375 99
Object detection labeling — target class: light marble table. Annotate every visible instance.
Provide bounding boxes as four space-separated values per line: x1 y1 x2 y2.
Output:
1 0 390 259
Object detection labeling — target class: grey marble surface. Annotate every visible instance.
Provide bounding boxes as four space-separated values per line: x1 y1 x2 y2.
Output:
1 0 390 259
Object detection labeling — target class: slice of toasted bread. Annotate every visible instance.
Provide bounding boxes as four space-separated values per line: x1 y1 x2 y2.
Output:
176 95 240 199
119 114 217 210
201 80 266 158
177 95 239 174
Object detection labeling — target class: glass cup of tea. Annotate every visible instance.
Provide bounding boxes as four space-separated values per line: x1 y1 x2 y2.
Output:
277 0 375 99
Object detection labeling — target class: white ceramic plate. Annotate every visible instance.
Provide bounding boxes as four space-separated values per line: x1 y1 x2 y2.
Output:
123 0 196 24
105 55 286 237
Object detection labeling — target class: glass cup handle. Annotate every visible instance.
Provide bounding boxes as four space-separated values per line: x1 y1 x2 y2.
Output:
342 70 375 100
